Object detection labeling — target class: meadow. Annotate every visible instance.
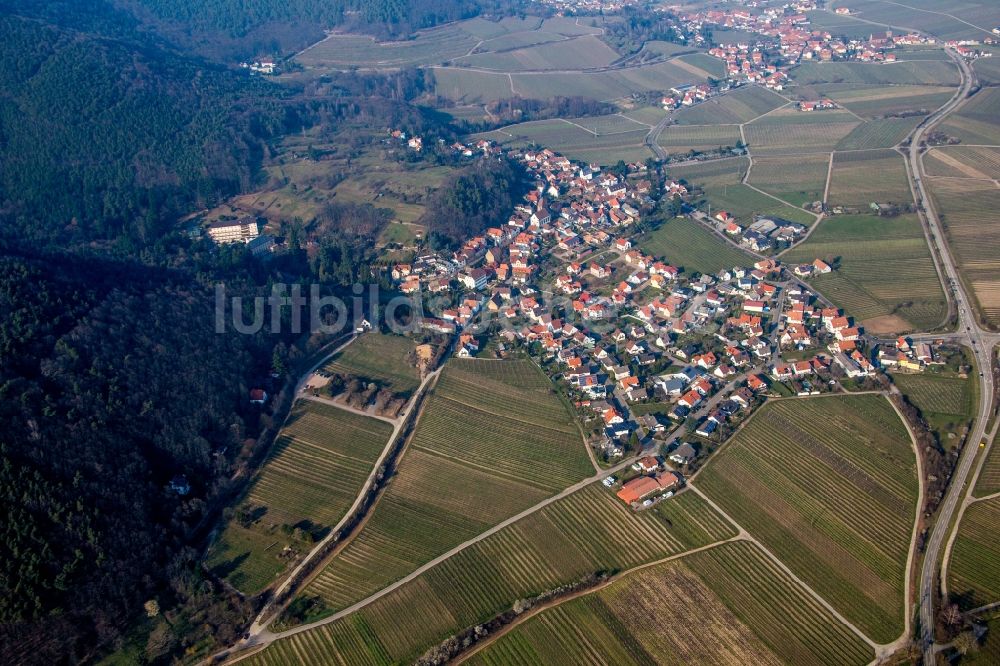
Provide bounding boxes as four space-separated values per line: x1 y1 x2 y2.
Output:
744 109 861 154
748 153 830 207
939 88 1000 145
827 149 912 207
293 359 594 615
205 401 394 594
323 333 420 397
673 84 788 125
466 541 874 666
697 395 918 643
947 498 1000 610
639 217 754 275
927 177 1000 326
783 213 946 332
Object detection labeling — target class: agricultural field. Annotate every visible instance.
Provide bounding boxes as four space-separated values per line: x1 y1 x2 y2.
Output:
744 109 861 154
829 0 1000 42
673 84 789 125
974 48 1000 84
891 372 973 423
668 155 748 186
323 333 420 397
827 149 912 207
657 124 743 154
805 10 894 41
477 118 652 165
816 84 955 119
205 401 394 595
836 117 922 150
947 498 1000 610
697 395 918 643
431 68 513 104
924 146 1000 180
975 431 1000 498
639 217 754 276
698 183 818 227
926 178 1000 326
748 153 830 207
939 88 1000 145
790 60 959 86
456 35 620 71
293 360 594 615
466 541 874 666
784 214 946 332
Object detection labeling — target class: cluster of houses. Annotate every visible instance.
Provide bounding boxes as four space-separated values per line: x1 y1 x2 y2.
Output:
661 83 715 109
709 211 808 252
877 336 942 372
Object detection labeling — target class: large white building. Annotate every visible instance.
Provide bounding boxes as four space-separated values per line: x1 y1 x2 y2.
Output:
207 217 260 244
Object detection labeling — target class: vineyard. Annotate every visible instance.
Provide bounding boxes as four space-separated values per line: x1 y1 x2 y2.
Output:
820 84 955 119
699 183 817 227
479 119 652 166
891 372 973 420
674 84 788 125
790 60 959 85
975 432 1000 497
827 149 911 207
924 146 1000 180
639 217 753 276
205 401 394 594
668 155 748 186
465 541 874 666
290 360 593 616
947 498 1000 610
940 88 1000 144
927 177 1000 326
657 124 742 154
323 333 420 396
744 110 860 154
748 153 829 207
457 35 619 71
697 395 918 643
836 117 922 150
783 213 946 332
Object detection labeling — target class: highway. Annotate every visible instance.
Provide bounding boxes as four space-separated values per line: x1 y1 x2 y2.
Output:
905 47 997 663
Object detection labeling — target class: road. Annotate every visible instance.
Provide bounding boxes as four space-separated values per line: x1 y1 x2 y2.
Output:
905 47 997 662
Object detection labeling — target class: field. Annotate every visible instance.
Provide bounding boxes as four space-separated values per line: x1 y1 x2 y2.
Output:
697 395 918 643
830 0 1000 42
205 402 394 594
947 498 1000 610
466 541 874 666
293 359 594 614
976 432 1000 498
673 85 789 125
323 333 420 397
456 35 620 71
836 117 922 150
744 109 861 154
748 153 830 207
790 61 959 86
926 177 1000 325
783 214 946 332
668 155 748 185
657 124 742 154
939 88 1000 145
639 217 754 276
478 118 652 165
891 372 973 424
827 149 912 207
698 183 817 227
924 146 1000 180
815 84 955 119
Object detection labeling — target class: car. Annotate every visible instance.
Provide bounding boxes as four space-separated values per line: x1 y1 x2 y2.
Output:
642 499 654 507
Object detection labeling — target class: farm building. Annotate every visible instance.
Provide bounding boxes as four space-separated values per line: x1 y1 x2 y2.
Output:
616 472 681 505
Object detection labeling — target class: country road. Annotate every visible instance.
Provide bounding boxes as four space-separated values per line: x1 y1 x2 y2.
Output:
905 47 998 663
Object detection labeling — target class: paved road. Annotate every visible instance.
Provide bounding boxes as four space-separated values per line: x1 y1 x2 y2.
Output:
907 47 998 663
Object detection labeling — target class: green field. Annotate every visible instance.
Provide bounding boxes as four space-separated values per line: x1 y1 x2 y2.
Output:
673 85 788 125
698 395 918 642
827 149 912 207
467 541 874 666
927 177 1000 326
783 214 946 332
639 217 754 275
324 333 420 397
478 118 652 165
749 153 829 207
668 155 748 185
250 487 738 665
205 402 394 594
948 498 1000 610
817 84 954 119
892 372 973 422
791 61 959 86
939 88 1000 145
657 124 742 154
699 183 818 226
292 359 594 615
745 109 861 154
836 117 922 150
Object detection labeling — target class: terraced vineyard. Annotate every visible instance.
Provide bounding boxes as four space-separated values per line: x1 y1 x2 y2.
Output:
205 402 394 594
323 333 420 396
926 177 1000 326
290 360 593 616
465 541 874 666
947 498 1000 610
697 395 918 643
639 217 754 276
748 153 829 207
783 214 946 333
827 149 912 207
